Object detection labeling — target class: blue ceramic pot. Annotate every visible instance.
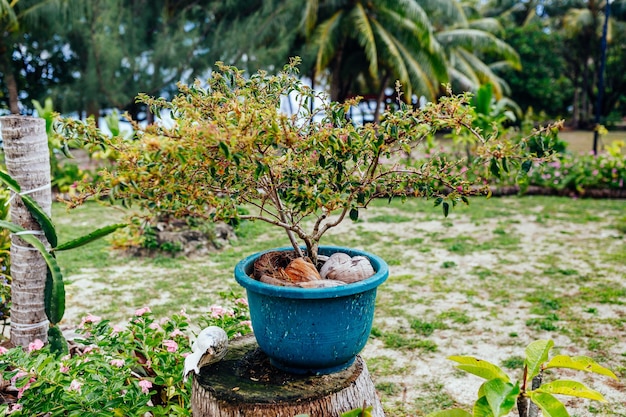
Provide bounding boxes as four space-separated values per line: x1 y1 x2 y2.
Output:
234 246 389 375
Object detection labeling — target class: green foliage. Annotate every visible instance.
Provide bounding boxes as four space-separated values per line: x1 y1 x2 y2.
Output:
527 147 626 193
0 188 11 322
429 339 617 417
60 59 554 264
0 299 251 416
0 170 125 332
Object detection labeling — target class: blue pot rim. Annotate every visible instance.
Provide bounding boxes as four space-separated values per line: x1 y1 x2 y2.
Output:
234 245 389 299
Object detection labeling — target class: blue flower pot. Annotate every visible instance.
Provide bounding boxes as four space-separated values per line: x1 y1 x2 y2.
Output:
234 246 388 375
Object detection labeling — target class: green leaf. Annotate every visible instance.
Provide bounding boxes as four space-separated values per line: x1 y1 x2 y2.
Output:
489 158 500 178
0 170 57 247
349 208 359 222
44 255 65 325
48 326 69 356
425 410 472 417
54 223 127 252
473 396 495 417
449 356 510 382
482 379 519 416
525 339 553 382
528 392 569 417
536 380 606 402
443 202 450 217
501 157 509 173
521 160 532 173
218 141 230 158
545 355 618 380
341 407 373 417
0 220 65 324
21 195 58 248
0 170 22 192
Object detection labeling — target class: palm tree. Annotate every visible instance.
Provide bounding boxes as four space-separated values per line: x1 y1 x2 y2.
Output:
426 1 521 99
301 0 448 117
300 0 521 122
0 116 52 346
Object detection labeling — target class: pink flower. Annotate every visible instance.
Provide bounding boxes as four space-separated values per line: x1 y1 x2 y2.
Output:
83 346 94 354
234 298 248 306
139 379 153 394
28 339 44 352
80 314 102 327
135 307 151 316
12 372 35 399
110 359 125 367
0 346 8 354
8 404 22 414
459 166 468 174
60 363 70 373
149 322 163 331
111 325 123 335
592 170 599 176
179 308 189 319
170 329 185 338
163 340 178 352
182 352 190 358
210 305 226 318
69 379 82 393
240 320 253 331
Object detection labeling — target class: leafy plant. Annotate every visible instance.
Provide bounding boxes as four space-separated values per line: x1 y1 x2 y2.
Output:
0 171 125 349
427 339 618 417
0 297 252 416
0 188 11 324
58 58 556 264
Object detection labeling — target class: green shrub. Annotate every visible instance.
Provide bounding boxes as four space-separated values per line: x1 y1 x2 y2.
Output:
0 297 251 416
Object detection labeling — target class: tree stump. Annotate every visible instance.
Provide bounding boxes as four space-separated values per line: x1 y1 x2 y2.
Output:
192 334 384 416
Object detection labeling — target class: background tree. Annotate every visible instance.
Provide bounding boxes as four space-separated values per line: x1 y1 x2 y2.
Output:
497 22 574 119
300 0 447 109
0 0 83 115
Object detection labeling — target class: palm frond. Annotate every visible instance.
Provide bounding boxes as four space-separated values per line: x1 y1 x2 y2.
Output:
0 0 19 32
378 5 433 51
371 19 410 97
350 2 378 78
392 40 441 100
436 29 520 70
448 67 476 93
301 0 319 37
562 8 594 35
313 10 344 75
468 17 504 35
418 0 468 28
457 48 505 98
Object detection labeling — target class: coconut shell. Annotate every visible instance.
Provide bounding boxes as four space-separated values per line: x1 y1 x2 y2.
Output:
319 253 375 284
284 257 322 283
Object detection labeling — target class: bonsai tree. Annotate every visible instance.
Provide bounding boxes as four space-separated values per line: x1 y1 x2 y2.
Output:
59 57 556 265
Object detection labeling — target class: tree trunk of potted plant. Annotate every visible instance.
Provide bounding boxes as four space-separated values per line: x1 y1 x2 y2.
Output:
0 116 51 347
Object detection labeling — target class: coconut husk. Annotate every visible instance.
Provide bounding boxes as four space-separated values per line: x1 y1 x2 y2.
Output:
252 250 373 287
253 251 321 286
253 251 297 280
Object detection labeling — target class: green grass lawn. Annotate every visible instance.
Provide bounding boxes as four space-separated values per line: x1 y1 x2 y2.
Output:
51 195 626 416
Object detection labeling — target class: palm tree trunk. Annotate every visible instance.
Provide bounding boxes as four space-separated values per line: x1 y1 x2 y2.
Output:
1 116 52 347
0 49 20 114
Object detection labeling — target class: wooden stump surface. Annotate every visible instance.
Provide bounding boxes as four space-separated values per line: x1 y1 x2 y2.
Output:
192 334 384 416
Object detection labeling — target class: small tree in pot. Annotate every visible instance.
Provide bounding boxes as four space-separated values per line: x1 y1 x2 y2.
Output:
60 57 553 266
59 57 556 373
